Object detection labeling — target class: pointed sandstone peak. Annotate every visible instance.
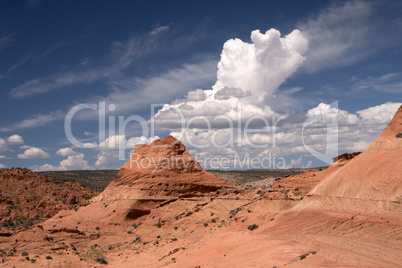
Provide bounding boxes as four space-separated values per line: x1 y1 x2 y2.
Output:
113 135 232 189
120 135 203 175
366 105 402 152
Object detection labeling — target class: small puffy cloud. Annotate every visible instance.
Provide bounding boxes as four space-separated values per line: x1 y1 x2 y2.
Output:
60 153 89 170
56 147 77 157
306 103 360 125
95 151 109 168
303 160 313 168
0 163 5 168
32 163 62 172
18 147 50 159
0 155 6 159
284 156 303 169
7 134 24 144
32 153 90 171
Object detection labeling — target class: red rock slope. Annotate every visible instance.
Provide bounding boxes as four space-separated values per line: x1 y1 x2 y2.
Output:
309 105 402 201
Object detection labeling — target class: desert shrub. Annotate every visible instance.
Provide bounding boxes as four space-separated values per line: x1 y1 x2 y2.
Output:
21 251 28 256
127 231 133 234
300 253 309 260
247 224 259 231
204 223 208 227
96 257 108 265
185 212 193 217
229 207 240 216
46 256 53 260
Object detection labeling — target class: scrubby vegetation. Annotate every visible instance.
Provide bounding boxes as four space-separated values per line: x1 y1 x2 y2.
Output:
39 170 118 192
247 224 259 231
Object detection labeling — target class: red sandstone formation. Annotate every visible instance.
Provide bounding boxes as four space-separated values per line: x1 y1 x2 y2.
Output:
39 136 232 233
309 105 402 201
0 167 96 231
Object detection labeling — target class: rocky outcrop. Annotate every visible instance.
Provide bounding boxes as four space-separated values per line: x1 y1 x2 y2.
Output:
331 152 361 166
111 135 231 190
42 136 232 230
0 167 96 231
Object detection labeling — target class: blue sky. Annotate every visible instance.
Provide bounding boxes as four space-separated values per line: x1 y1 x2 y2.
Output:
0 0 401 170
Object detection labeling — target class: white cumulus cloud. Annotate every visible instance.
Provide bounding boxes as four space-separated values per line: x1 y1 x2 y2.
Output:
7 134 24 144
357 102 402 124
153 28 308 130
56 147 78 157
32 152 90 171
18 147 50 159
60 153 89 170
